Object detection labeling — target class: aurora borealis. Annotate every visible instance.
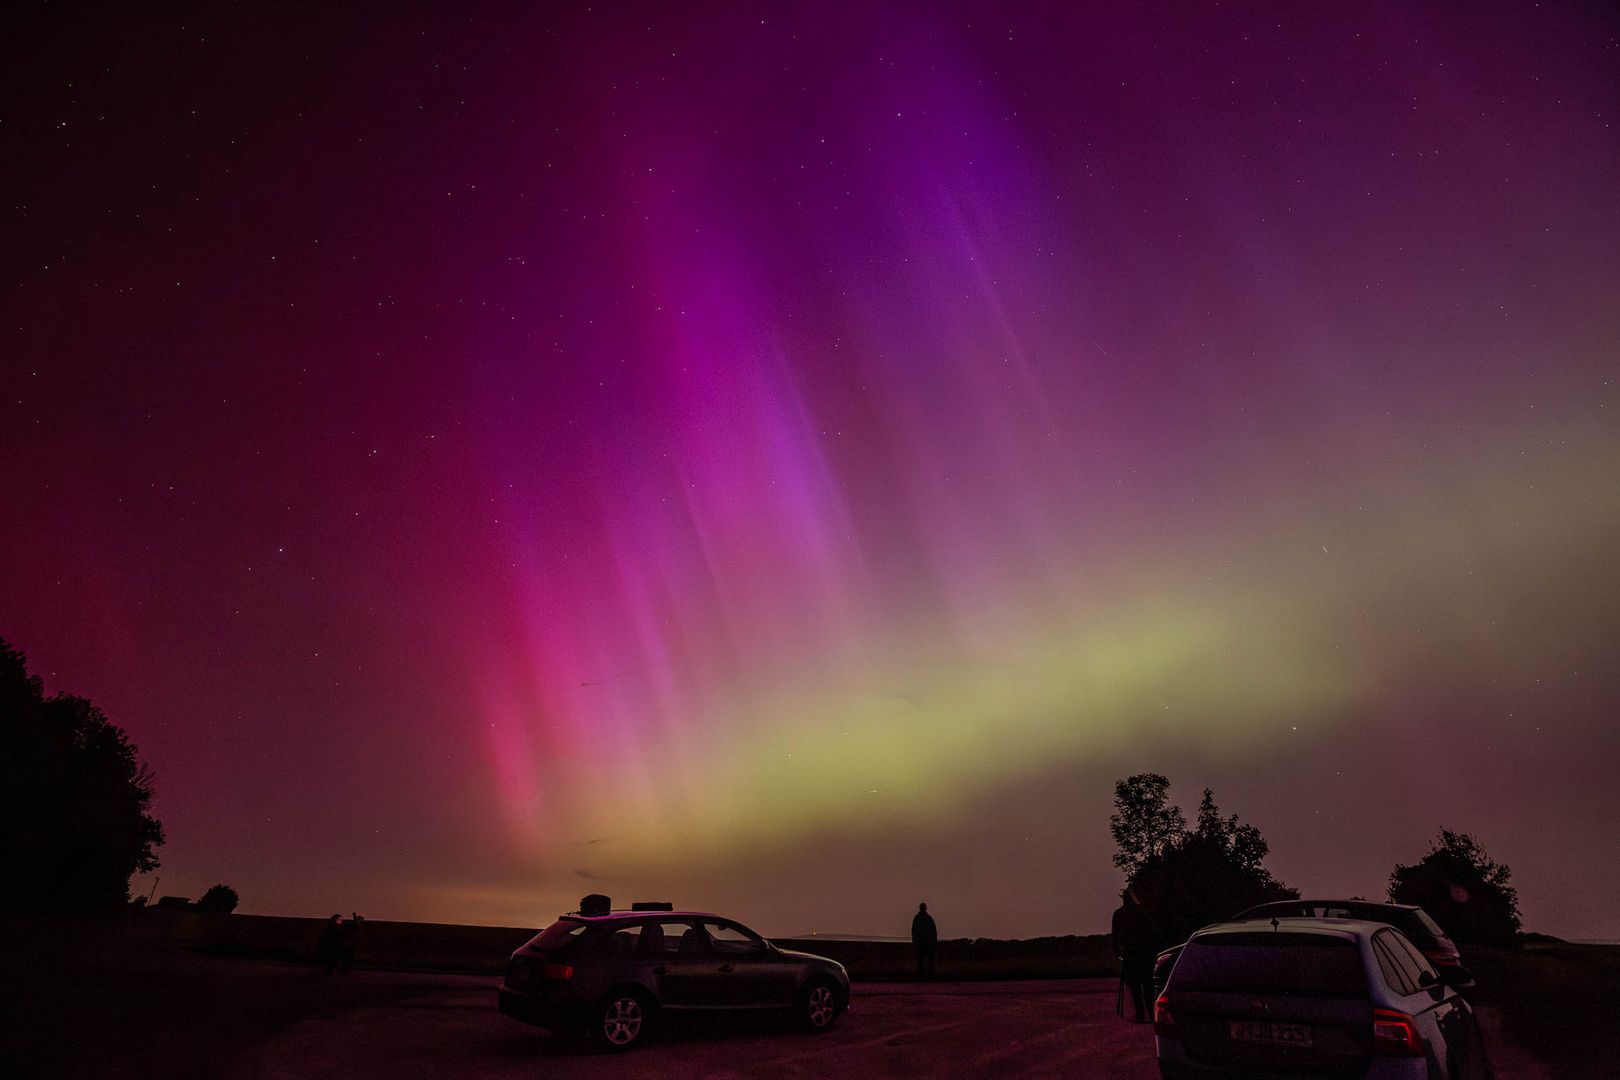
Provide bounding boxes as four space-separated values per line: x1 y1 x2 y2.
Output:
4 3 1619 940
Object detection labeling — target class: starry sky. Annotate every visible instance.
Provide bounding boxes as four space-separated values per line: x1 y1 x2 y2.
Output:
4 2 1618 941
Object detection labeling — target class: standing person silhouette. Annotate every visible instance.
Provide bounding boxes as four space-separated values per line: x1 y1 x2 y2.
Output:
317 914 343 975
911 902 938 979
1111 887 1155 1022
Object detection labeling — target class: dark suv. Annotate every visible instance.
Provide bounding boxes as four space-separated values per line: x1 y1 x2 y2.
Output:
1232 901 1462 970
1154 919 1489 1079
498 909 850 1050
1154 900 1463 995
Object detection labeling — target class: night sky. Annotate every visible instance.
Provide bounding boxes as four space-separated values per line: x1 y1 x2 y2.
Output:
4 3 1618 941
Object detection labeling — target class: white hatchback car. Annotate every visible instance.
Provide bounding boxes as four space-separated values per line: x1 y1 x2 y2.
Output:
1154 918 1490 1079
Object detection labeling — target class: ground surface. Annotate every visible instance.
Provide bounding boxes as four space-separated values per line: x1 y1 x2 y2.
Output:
1 920 1601 1079
232 973 1163 1080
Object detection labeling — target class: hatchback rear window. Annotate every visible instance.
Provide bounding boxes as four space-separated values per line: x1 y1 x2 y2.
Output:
1170 933 1367 997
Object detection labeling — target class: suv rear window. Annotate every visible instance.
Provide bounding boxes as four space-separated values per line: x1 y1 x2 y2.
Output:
1170 933 1367 997
529 919 592 951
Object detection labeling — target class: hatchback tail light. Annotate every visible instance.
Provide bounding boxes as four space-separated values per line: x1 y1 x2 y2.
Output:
1372 1008 1424 1056
1422 948 1459 966
536 963 573 981
1153 995 1178 1037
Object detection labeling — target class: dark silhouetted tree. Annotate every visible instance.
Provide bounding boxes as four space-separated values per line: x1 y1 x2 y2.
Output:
1389 829 1520 947
0 638 165 914
1193 788 1270 875
1109 773 1187 877
1111 777 1296 945
197 884 240 914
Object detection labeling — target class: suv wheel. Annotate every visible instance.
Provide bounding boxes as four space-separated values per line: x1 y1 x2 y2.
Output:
595 991 649 1051
800 978 839 1032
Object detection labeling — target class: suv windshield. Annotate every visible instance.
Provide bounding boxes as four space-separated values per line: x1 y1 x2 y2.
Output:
1412 910 1447 938
1171 933 1367 997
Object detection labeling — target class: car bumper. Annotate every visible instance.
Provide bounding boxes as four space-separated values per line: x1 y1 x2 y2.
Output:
498 987 588 1031
1156 1038 1428 1079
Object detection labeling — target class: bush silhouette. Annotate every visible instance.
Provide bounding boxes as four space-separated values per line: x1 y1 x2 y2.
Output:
0 638 165 914
198 884 240 914
1389 829 1520 946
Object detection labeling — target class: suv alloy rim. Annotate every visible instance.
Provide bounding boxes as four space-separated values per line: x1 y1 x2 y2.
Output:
603 996 643 1045
807 985 835 1027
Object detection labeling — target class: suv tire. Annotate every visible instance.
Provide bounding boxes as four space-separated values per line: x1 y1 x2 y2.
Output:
594 989 651 1052
799 977 839 1033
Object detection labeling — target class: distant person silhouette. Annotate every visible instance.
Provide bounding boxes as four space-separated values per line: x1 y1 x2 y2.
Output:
338 912 364 973
911 902 938 979
1111 887 1155 1021
317 914 343 975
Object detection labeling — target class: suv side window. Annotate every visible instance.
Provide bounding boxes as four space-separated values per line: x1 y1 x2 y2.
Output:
639 920 708 956
1371 931 1416 995
703 921 763 955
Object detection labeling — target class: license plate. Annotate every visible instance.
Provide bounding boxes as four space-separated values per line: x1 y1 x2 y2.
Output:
1228 1020 1312 1047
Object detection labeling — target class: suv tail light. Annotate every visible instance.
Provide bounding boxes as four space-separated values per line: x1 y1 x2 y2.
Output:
1153 995 1178 1037
1372 1008 1424 1056
1422 948 1459 966
536 963 573 981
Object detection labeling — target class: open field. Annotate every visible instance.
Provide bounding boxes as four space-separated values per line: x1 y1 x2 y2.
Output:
1 914 1613 1079
51 908 1120 980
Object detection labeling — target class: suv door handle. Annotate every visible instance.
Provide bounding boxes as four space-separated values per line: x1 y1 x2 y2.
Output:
719 963 734 973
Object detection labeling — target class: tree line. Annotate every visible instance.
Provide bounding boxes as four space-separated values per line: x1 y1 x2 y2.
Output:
1 638 164 915
1109 772 1522 946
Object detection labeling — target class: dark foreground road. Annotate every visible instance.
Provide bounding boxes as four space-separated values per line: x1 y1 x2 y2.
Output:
0 929 1558 1080
230 974 1162 1080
